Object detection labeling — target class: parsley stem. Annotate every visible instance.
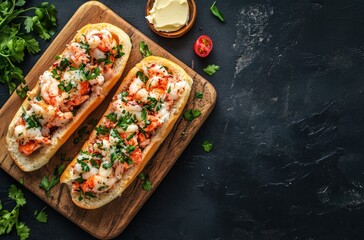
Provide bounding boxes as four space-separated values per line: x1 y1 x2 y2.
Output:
0 53 16 68
0 7 36 29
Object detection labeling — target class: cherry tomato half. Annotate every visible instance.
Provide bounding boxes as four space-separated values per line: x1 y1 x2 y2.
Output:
193 35 213 57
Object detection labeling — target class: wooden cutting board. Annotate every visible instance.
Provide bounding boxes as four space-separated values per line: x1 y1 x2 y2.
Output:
0 1 216 239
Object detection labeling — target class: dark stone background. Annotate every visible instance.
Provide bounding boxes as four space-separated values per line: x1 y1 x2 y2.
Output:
1 0 364 239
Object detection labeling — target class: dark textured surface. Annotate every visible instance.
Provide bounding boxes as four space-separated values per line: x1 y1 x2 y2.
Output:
1 0 364 239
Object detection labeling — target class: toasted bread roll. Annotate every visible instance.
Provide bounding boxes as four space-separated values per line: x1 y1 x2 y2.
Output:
61 56 193 209
6 23 132 171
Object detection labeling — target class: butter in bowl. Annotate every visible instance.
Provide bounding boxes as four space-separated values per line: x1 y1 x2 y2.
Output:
145 0 196 38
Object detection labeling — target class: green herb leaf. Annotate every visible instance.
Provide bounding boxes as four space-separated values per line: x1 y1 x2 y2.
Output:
22 113 41 129
34 207 47 223
39 165 65 196
202 140 213 152
138 173 146 181
113 44 125 58
126 132 136 141
138 173 152 191
16 84 29 98
210 1 224 22
95 125 110 135
85 192 96 198
136 71 148 83
1 185 29 239
203 64 220 76
184 109 201 121
102 161 112 169
139 41 152 58
142 180 152 191
32 2 58 40
194 92 203 99
77 159 90 172
8 184 26 207
16 222 30 240
105 112 118 122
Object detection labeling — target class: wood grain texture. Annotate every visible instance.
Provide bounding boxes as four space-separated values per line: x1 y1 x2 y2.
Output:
0 2 216 239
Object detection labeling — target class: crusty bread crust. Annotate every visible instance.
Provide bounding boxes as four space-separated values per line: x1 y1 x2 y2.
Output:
60 56 193 209
6 23 132 172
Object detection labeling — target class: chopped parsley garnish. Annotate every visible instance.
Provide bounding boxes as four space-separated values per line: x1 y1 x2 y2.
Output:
35 95 43 101
126 132 136 141
22 113 41 129
125 157 134 165
75 177 85 184
113 44 125 58
110 129 122 141
16 84 29 99
51 68 61 80
85 67 101 80
142 180 153 191
138 173 152 191
90 159 100 168
139 41 152 58
102 162 112 169
39 165 65 197
144 97 162 111
126 145 136 153
110 152 118 163
202 140 213 152
85 192 96 198
117 111 137 131
96 52 113 64
58 80 76 92
77 159 90 172
57 58 71 72
141 108 150 125
95 125 110 135
184 109 201 121
79 41 90 54
34 207 47 223
194 92 203 99
105 112 118 122
136 71 148 83
203 64 220 76
120 91 128 102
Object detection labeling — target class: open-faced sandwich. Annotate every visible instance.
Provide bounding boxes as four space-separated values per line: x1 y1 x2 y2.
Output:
6 23 132 172
60 56 193 209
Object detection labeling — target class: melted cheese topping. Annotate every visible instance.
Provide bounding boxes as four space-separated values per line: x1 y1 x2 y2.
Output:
14 29 126 156
70 63 188 197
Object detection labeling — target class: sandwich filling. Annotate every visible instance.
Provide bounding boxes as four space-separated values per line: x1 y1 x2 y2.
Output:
13 29 125 156
69 63 189 198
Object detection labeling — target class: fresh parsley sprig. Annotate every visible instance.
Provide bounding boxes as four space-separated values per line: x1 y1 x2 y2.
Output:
184 109 201 121
138 173 152 191
139 41 152 58
0 0 57 96
39 165 65 197
34 207 47 223
202 140 213 152
0 185 30 240
203 64 220 76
